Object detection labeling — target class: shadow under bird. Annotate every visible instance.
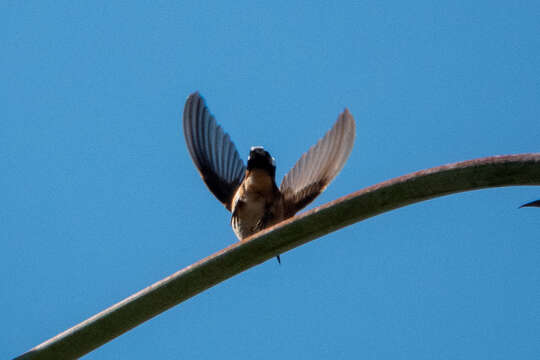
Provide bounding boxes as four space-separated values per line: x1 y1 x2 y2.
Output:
183 92 355 263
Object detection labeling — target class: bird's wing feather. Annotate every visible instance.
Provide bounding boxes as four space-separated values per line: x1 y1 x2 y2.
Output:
280 109 355 216
183 92 246 210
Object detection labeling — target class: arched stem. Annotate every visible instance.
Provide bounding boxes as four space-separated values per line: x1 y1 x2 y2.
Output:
15 153 540 360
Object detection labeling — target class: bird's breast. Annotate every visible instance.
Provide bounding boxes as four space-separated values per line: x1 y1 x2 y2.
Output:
243 169 274 193
230 170 284 240
231 192 266 240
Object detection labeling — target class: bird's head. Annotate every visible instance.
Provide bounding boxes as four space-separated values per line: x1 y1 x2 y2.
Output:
247 146 276 178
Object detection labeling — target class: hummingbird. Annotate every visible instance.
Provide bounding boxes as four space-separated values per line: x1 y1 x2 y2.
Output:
183 92 355 263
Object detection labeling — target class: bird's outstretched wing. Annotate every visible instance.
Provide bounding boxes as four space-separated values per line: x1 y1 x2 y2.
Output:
183 92 246 210
520 199 540 208
280 109 355 216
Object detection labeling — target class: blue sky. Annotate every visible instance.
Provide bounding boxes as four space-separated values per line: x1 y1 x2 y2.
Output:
3 1 539 359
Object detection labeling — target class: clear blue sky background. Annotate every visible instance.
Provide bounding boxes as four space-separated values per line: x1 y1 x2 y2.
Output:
3 2 539 359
